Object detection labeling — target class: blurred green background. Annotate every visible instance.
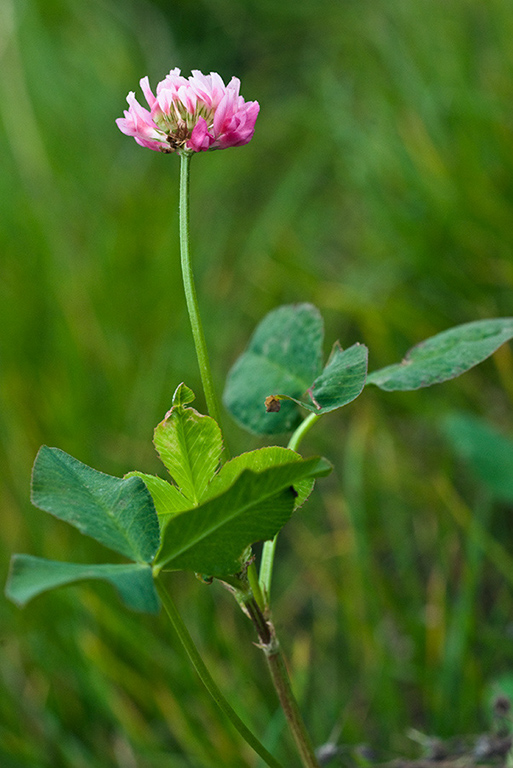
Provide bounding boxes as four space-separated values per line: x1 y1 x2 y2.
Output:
2 0 513 765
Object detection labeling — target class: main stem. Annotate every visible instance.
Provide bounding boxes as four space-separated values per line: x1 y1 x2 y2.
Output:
155 578 283 768
179 151 223 428
259 412 323 597
243 592 321 768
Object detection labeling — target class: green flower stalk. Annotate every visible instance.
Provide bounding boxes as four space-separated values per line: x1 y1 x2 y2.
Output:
178 150 223 427
116 68 260 425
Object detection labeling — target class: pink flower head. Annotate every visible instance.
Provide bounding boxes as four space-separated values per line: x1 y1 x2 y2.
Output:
116 68 260 154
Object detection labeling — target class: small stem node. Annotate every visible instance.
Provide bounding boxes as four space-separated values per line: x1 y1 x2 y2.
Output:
242 593 321 768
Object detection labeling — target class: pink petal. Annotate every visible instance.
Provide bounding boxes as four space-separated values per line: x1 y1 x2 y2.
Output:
189 70 214 102
139 76 156 109
212 90 234 136
155 87 177 117
188 118 214 151
215 100 259 148
177 84 197 114
225 76 241 99
115 115 132 136
157 68 188 96
209 72 228 106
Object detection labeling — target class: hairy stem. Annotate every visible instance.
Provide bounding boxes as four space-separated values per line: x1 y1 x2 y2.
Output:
178 151 224 433
243 593 321 768
155 578 283 768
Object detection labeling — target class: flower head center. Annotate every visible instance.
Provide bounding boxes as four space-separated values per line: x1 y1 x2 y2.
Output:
164 121 190 150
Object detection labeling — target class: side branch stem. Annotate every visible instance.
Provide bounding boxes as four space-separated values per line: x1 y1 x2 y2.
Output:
259 412 323 597
155 578 282 768
288 412 322 452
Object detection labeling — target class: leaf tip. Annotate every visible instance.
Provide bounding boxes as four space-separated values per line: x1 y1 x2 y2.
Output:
316 457 334 477
172 382 196 409
4 557 22 607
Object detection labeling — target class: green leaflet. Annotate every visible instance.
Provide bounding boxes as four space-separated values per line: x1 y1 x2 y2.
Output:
6 556 159 613
275 342 368 414
125 471 190 523
32 446 160 563
154 456 332 578
224 304 368 434
367 318 513 391
224 304 324 434
206 446 315 510
154 383 223 504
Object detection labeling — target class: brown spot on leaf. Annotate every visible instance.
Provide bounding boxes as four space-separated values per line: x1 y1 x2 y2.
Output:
265 395 281 412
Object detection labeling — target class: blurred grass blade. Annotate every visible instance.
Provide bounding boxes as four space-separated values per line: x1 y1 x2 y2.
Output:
6 555 159 613
435 475 513 592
